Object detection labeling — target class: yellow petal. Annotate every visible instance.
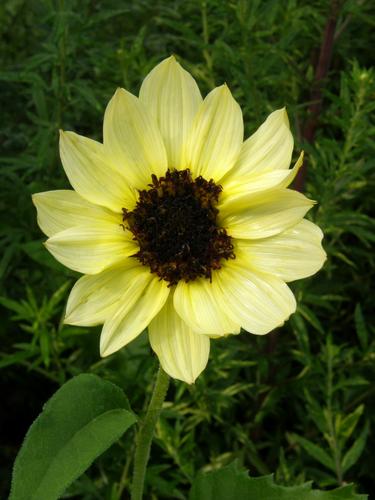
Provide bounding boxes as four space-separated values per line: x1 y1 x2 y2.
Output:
219 189 315 239
45 222 138 274
230 108 293 177
214 257 296 335
32 190 119 237
237 219 327 282
139 56 202 168
173 278 240 336
65 261 147 326
59 131 136 211
103 88 168 189
221 152 304 202
149 294 210 384
183 85 243 181
100 277 170 356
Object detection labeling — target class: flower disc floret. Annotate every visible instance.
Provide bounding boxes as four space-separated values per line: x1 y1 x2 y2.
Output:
122 169 235 285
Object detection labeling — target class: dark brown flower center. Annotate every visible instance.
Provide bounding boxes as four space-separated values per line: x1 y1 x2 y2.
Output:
122 169 235 286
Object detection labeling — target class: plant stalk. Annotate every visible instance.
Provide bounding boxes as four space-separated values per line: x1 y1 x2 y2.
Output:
130 365 170 500
295 0 342 192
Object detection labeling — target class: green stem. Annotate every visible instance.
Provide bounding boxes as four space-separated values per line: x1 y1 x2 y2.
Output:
131 365 170 500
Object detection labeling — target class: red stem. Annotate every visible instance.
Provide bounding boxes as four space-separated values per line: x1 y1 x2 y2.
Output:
294 0 342 192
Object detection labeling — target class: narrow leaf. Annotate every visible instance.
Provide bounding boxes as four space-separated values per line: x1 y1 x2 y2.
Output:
354 304 368 350
297 305 324 334
291 433 335 471
339 405 364 442
342 421 369 474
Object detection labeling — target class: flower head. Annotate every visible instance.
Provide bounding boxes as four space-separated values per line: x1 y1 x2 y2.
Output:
33 56 326 383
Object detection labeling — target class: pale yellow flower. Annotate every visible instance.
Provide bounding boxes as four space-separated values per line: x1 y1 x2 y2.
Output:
33 56 326 383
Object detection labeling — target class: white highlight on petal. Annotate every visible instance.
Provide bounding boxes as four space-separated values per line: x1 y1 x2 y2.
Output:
103 88 168 189
59 131 136 211
214 256 297 335
45 222 138 274
65 261 147 326
32 190 119 238
237 219 326 282
139 56 202 168
100 277 170 357
219 189 315 239
173 278 240 336
149 294 210 384
183 85 243 181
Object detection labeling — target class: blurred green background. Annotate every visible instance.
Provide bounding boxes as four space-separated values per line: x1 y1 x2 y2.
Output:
1 0 374 498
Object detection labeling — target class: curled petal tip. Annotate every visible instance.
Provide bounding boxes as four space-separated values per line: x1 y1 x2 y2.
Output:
114 87 125 98
281 107 290 126
216 83 230 95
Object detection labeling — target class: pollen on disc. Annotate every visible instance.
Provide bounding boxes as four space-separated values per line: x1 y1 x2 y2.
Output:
122 169 235 285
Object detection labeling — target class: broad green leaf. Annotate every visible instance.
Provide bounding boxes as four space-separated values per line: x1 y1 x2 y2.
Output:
189 462 368 500
342 421 369 474
290 434 335 471
10 374 137 500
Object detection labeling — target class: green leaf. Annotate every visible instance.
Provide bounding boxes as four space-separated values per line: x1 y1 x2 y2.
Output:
342 421 369 474
0 296 26 315
0 350 36 369
10 374 137 500
189 462 368 500
297 305 325 334
290 434 335 471
304 390 328 435
339 405 364 442
354 304 368 350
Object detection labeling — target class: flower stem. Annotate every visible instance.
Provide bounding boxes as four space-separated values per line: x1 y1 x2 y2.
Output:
131 365 170 500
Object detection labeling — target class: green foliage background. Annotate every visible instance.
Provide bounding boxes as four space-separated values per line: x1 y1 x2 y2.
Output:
0 0 374 498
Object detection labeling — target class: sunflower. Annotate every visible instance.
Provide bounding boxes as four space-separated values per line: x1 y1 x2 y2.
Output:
33 56 326 384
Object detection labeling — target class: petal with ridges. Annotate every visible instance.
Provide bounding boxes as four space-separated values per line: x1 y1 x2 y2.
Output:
229 108 293 178
149 294 210 383
103 88 167 189
237 219 326 282
183 85 243 181
221 152 304 202
173 278 240 336
100 277 170 357
59 131 136 211
32 190 119 238
214 256 296 335
139 56 202 168
65 261 147 326
219 189 315 239
45 222 138 274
